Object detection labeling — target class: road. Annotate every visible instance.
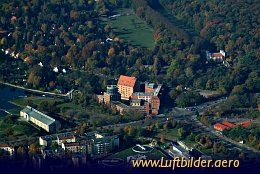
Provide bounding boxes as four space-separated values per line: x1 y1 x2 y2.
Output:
2 96 259 158
167 98 260 158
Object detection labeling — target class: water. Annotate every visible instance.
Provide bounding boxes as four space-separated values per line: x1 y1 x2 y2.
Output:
0 84 26 117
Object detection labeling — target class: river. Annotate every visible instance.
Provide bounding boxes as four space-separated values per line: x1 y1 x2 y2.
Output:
0 84 27 117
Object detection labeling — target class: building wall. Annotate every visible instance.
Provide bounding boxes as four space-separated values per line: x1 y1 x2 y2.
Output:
118 85 133 100
114 105 128 115
104 92 120 104
20 111 30 121
39 137 48 146
104 92 111 104
20 110 58 133
132 95 152 103
0 147 14 155
151 98 160 110
145 84 155 93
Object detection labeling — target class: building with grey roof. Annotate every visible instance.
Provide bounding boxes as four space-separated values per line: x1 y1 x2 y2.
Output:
20 106 60 133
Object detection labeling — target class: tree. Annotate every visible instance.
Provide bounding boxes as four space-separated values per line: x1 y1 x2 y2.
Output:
51 142 59 151
17 146 26 157
39 101 48 111
160 135 166 143
3 128 13 136
163 123 168 131
28 144 37 156
239 152 245 160
178 127 187 139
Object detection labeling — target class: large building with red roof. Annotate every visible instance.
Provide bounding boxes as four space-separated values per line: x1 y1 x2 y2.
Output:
214 123 229 131
214 120 253 132
117 75 138 100
237 121 253 127
222 121 236 128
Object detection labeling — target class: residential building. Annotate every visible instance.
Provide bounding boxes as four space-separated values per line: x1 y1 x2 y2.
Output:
237 121 253 127
222 121 236 128
214 123 228 131
57 132 119 158
130 99 142 106
61 140 93 155
112 101 129 114
0 144 14 155
206 50 225 61
129 102 149 115
132 92 154 103
39 133 77 146
132 92 161 115
145 83 162 96
20 106 61 133
103 85 121 105
117 75 138 100
57 133 76 145
112 101 149 115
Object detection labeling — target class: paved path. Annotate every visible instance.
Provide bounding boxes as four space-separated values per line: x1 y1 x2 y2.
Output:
0 81 69 99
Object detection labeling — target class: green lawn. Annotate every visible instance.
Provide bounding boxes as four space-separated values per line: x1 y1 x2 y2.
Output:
58 102 85 112
108 9 154 48
7 107 21 115
11 96 63 107
0 117 39 141
161 128 179 138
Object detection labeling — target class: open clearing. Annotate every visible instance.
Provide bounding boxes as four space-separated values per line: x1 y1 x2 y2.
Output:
108 9 154 48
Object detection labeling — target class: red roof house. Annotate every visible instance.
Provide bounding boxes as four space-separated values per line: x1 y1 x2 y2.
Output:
222 121 236 128
214 123 228 131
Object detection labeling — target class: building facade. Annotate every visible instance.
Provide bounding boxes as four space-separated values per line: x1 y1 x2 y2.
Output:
117 75 138 100
20 106 60 133
0 144 14 155
103 85 121 105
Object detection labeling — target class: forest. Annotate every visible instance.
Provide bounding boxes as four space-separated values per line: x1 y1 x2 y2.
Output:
0 0 259 119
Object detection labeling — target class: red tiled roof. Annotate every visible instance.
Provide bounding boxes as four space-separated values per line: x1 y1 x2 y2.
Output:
151 96 159 99
211 53 223 58
237 121 253 127
118 75 136 87
0 144 11 148
24 57 31 62
222 121 236 128
214 123 228 130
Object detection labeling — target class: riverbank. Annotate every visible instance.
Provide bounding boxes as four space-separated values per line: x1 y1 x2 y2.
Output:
0 81 69 98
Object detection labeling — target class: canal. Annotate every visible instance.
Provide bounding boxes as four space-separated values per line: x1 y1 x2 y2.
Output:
0 84 26 117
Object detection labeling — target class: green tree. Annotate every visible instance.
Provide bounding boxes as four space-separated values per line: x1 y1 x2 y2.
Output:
28 144 37 156
17 146 26 157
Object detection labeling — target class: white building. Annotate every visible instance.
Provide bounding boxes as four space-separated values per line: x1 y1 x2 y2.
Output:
206 50 226 61
0 144 15 155
20 106 60 133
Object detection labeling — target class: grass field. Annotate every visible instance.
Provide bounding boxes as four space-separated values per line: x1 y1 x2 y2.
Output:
0 116 39 141
11 96 63 107
161 128 179 138
108 9 155 48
